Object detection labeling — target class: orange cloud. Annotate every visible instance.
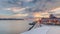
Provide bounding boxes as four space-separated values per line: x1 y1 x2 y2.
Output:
12 14 29 17
49 7 60 14
33 12 49 18
51 7 60 11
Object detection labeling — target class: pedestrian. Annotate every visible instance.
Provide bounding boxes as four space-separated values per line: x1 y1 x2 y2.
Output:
38 18 42 27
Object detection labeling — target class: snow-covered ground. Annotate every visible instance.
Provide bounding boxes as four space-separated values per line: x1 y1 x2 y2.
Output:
21 25 60 34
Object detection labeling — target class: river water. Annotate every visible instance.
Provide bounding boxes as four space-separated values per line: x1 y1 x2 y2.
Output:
0 20 33 34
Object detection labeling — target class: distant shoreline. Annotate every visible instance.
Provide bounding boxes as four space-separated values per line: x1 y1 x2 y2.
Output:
0 18 24 20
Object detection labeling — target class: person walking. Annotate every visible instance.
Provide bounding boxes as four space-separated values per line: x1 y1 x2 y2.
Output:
38 18 42 27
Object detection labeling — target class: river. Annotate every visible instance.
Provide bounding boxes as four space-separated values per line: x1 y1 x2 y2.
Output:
0 20 33 34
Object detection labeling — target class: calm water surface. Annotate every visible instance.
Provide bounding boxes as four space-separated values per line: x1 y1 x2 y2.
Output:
0 20 33 34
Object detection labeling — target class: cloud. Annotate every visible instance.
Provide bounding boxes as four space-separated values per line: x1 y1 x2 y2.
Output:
46 7 60 18
2 7 29 13
49 7 60 14
21 0 33 2
12 13 29 17
51 7 60 11
33 12 49 18
0 0 60 18
2 0 60 12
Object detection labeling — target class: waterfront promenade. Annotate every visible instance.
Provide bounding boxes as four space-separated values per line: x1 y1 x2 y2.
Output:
21 25 60 34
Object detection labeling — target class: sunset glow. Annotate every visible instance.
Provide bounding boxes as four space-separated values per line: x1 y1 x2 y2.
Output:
13 14 28 17
33 12 49 18
33 12 41 18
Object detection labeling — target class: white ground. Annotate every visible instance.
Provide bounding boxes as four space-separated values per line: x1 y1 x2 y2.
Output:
21 25 60 34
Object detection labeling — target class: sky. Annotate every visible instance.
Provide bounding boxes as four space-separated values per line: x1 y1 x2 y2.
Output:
0 0 60 18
